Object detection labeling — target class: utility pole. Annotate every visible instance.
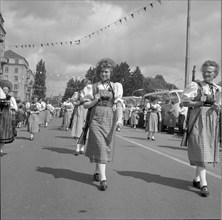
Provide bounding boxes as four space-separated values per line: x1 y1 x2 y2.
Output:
184 0 190 88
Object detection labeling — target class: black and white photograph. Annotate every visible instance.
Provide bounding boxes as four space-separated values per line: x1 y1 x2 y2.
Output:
0 0 221 219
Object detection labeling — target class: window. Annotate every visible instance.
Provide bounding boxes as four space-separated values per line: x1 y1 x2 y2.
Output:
14 76 19 81
15 67 18 73
5 67 8 73
15 59 19 64
14 84 18 90
4 75 8 80
13 91 18 99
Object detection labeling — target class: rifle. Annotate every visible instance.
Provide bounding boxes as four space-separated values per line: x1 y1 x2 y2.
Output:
77 107 93 145
181 65 199 146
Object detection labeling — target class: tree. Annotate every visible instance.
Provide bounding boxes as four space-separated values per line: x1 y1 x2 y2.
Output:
112 62 131 96
33 59 47 99
85 67 96 83
62 78 87 102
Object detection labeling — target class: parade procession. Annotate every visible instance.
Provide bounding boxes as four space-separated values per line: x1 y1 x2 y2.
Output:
0 1 221 220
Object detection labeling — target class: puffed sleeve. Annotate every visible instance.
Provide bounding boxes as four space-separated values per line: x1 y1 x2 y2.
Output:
114 82 124 104
81 84 94 102
10 96 18 111
215 85 222 105
0 87 6 99
181 81 198 102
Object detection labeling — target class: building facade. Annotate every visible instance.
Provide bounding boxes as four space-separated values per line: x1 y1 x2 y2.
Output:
0 13 7 75
1 50 35 101
0 13 34 101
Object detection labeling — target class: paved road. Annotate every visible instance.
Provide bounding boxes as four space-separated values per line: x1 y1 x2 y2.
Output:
1 118 221 219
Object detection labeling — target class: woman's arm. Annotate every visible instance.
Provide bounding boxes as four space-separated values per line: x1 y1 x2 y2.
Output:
183 100 204 108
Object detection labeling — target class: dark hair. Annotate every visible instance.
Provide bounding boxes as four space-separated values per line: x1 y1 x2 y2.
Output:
95 58 115 81
201 60 219 78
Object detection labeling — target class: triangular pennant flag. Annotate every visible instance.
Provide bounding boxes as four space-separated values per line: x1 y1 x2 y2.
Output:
29 45 31 48
131 13 134 18
41 44 43 47
15 46 18 48
47 43 49 46
157 0 161 4
60 42 63 45
124 17 127 22
51 43 54 46
144 6 147 12
150 3 153 8
70 41 72 45
119 19 122 24
32 44 35 47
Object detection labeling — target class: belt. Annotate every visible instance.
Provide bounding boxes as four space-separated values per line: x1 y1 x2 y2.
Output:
203 104 213 107
96 101 113 107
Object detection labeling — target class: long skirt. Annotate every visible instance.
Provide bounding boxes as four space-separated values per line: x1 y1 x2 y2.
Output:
188 107 220 167
28 113 39 134
145 112 158 132
85 106 116 164
71 105 86 138
0 109 14 144
62 110 72 129
44 109 51 123
39 110 45 125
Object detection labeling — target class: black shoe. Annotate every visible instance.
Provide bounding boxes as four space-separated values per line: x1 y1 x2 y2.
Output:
93 173 100 182
100 180 108 191
200 185 209 197
147 137 150 140
74 151 79 156
192 180 200 189
79 150 84 154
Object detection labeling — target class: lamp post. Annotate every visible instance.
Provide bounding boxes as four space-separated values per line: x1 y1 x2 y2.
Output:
132 88 144 96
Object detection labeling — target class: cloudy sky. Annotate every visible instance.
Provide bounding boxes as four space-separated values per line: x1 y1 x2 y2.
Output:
1 0 221 96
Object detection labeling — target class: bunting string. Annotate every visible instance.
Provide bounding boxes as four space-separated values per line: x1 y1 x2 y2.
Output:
6 0 161 49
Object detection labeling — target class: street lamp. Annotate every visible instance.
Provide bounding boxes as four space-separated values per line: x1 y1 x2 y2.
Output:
132 88 144 96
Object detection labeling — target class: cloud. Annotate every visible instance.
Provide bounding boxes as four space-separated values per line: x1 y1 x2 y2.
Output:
2 0 221 96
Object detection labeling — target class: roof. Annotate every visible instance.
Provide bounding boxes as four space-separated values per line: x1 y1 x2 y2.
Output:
4 50 26 60
4 50 29 67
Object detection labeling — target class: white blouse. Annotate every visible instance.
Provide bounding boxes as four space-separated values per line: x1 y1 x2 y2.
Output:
82 81 124 104
181 81 221 105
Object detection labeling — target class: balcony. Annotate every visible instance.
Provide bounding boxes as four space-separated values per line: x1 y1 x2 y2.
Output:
1 57 8 64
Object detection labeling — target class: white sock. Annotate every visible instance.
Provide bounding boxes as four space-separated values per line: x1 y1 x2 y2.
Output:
98 163 106 181
198 167 207 187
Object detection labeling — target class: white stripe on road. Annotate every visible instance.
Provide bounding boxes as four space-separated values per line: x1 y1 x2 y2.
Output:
116 135 221 180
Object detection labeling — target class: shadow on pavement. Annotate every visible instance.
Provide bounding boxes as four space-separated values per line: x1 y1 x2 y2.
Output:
42 147 75 154
122 136 147 141
157 145 187 151
36 166 96 187
55 136 74 139
114 170 198 194
15 136 30 140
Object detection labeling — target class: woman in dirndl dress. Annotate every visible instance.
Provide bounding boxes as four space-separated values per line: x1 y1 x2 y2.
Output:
70 91 87 155
83 58 123 191
181 60 221 197
27 96 41 141
0 80 17 156
145 97 162 140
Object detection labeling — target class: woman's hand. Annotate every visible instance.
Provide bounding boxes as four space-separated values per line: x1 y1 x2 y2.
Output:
211 103 221 113
112 104 117 111
94 93 101 101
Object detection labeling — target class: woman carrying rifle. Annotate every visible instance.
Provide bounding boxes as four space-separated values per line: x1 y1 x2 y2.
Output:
181 60 221 197
82 58 123 191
